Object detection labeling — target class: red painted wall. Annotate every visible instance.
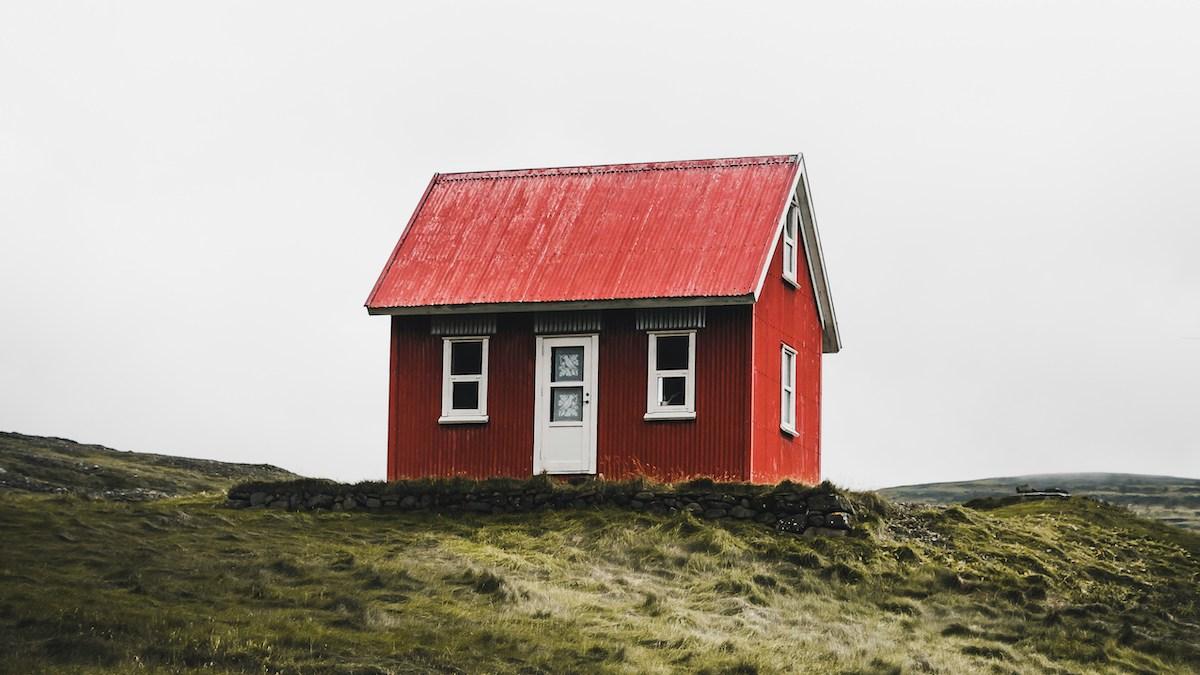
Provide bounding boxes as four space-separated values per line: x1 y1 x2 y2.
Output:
596 307 751 482
388 314 535 479
748 235 823 484
387 307 754 482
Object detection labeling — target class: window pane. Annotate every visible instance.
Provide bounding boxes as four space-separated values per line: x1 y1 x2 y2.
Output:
551 346 584 382
783 351 795 386
550 386 583 422
656 335 689 371
787 207 798 239
451 381 479 410
450 341 483 375
659 376 686 406
783 241 795 272
783 390 794 424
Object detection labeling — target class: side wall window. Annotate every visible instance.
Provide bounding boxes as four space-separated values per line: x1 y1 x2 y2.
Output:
440 336 489 423
781 343 797 435
645 330 696 420
783 201 799 286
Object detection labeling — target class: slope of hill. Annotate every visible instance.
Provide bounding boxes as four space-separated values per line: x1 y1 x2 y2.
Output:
0 431 297 498
2 490 1199 671
880 472 1200 531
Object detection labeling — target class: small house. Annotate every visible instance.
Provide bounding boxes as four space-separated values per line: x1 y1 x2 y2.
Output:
365 155 840 484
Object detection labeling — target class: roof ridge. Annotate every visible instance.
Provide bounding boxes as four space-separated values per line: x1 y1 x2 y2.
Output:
436 154 797 183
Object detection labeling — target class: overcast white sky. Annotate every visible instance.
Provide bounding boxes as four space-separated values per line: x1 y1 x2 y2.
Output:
2 1 1198 488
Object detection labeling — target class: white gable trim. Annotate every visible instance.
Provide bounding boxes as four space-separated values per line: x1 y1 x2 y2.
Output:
751 154 842 354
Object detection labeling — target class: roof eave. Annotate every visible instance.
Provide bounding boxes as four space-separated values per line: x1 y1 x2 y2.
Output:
366 294 757 316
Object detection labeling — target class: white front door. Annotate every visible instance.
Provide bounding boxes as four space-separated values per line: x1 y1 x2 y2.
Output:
533 334 598 474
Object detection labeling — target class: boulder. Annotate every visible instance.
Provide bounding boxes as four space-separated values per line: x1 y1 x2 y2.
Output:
249 492 268 507
824 512 852 530
730 505 756 519
776 517 805 534
307 494 334 509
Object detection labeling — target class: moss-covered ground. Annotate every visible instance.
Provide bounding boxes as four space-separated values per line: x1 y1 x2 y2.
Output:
1 490 1198 674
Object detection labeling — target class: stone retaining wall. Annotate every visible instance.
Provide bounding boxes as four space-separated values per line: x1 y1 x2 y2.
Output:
226 478 857 536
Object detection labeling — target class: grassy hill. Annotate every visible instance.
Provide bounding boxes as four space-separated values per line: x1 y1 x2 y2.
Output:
1 439 1198 673
880 473 1200 531
0 431 297 498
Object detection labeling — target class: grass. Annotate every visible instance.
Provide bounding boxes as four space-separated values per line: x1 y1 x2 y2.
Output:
1 491 1198 673
880 472 1200 531
0 431 296 496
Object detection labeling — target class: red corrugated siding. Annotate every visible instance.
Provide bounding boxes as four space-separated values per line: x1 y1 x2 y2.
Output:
749 234 823 484
387 314 535 479
367 156 798 310
597 307 751 482
387 307 753 482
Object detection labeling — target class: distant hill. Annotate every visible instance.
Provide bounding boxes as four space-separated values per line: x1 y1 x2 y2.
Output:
880 472 1200 530
0 431 297 499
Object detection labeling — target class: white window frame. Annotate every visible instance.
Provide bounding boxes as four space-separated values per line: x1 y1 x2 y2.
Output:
439 336 489 424
644 330 696 421
781 343 797 435
782 200 799 287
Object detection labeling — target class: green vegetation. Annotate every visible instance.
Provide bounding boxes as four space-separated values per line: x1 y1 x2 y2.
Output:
1 490 1197 673
881 472 1200 531
0 432 296 497
2 436 1197 673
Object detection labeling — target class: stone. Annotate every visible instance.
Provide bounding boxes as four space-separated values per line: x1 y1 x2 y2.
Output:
400 495 418 509
466 501 492 513
249 492 268 507
630 500 645 509
634 491 655 501
307 494 333 509
807 514 826 527
824 512 852 530
365 498 382 509
776 517 805 533
268 499 288 510
225 499 249 509
702 508 728 519
730 505 756 519
684 502 702 514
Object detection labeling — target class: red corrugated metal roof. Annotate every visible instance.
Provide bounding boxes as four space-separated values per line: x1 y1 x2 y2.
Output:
366 155 800 312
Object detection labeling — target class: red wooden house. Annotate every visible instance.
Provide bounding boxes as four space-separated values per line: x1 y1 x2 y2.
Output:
366 155 840 484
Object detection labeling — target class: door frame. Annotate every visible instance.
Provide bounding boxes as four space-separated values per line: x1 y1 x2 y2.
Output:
532 333 599 475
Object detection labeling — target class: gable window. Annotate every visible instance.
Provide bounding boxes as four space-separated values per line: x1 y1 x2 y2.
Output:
440 337 489 424
782 201 799 286
645 331 696 420
781 344 797 435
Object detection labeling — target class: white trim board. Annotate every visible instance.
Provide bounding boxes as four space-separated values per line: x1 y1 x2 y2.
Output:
750 153 841 354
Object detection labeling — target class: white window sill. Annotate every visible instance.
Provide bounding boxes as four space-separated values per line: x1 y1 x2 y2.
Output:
780 424 798 437
644 410 697 421
439 415 489 425
782 274 799 289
